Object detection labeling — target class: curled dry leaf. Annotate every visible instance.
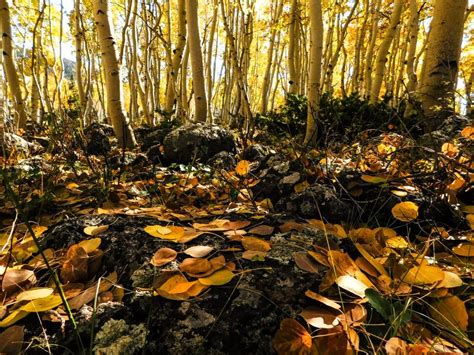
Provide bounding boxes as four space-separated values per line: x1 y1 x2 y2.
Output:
300 306 339 329
150 248 178 267
391 202 419 222
2 269 37 293
60 245 89 283
273 318 314 355
305 290 341 310
83 225 109 236
183 245 214 258
335 275 369 298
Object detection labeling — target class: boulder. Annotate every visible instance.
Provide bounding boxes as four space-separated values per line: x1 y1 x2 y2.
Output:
1 133 43 156
163 123 235 164
84 123 113 156
206 151 236 170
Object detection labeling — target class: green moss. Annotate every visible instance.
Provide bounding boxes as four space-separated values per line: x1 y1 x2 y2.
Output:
93 319 148 355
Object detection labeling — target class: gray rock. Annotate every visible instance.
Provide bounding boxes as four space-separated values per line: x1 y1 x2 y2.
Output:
84 123 113 156
163 123 235 164
276 184 349 223
1 133 43 156
206 151 236 170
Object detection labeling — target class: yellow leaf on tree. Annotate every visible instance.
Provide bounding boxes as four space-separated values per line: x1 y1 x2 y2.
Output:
391 202 419 222
430 295 468 332
235 160 251 176
83 225 109 236
402 265 445 285
198 269 235 286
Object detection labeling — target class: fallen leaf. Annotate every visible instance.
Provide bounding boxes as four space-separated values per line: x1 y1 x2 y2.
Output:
2 269 36 293
0 325 24 354
241 237 271 252
385 337 408 355
273 318 314 355
335 275 369 298
179 258 213 274
16 287 54 302
242 250 266 261
0 310 29 328
20 294 63 312
235 160 251 176
300 307 339 329
402 265 445 285
437 271 463 288
78 238 102 254
151 248 178 267
305 290 341 310
248 225 274 236
198 269 234 286
452 243 474 257
391 202 419 222
430 295 468 332
144 225 185 240
461 126 474 139
294 252 322 273
83 225 109 236
183 245 214 258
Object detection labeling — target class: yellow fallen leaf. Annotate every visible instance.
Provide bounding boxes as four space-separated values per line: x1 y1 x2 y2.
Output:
355 243 388 276
386 236 409 249
461 126 474 139
21 294 63 312
144 225 185 240
78 238 102 254
402 265 445 285
361 175 388 184
430 295 468 332
241 237 271 252
16 287 54 302
235 160 251 176
198 269 235 286
83 225 109 236
0 310 29 328
391 202 419 222
452 243 474 257
437 271 463 288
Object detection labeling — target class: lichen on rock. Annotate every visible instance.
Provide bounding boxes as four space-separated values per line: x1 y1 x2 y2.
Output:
93 319 148 355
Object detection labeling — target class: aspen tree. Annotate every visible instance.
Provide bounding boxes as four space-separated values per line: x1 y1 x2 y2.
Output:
466 71 473 118
206 0 218 119
74 0 87 119
370 0 404 103
418 0 467 128
406 0 420 95
304 0 323 145
0 0 28 129
288 0 301 94
186 0 207 122
92 0 136 148
363 0 381 97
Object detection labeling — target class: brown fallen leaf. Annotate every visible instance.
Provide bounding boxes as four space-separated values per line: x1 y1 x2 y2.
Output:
150 248 178 267
430 295 468 332
248 225 275 236
2 269 36 293
179 258 213 274
273 318 314 355
0 325 24 354
241 237 271 252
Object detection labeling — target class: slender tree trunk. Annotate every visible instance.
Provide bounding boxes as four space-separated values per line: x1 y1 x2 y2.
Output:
418 0 467 129
93 0 136 148
0 0 28 130
206 0 218 121
74 0 87 121
288 0 301 94
363 0 382 97
466 71 473 118
186 0 207 122
370 0 404 103
304 0 323 145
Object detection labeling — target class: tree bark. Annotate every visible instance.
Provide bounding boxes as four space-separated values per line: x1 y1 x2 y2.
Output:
418 0 467 129
370 0 404 103
186 0 207 122
93 0 136 148
0 0 28 130
304 0 323 145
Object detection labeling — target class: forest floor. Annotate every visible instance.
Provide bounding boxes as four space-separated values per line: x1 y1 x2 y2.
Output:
1 115 474 354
